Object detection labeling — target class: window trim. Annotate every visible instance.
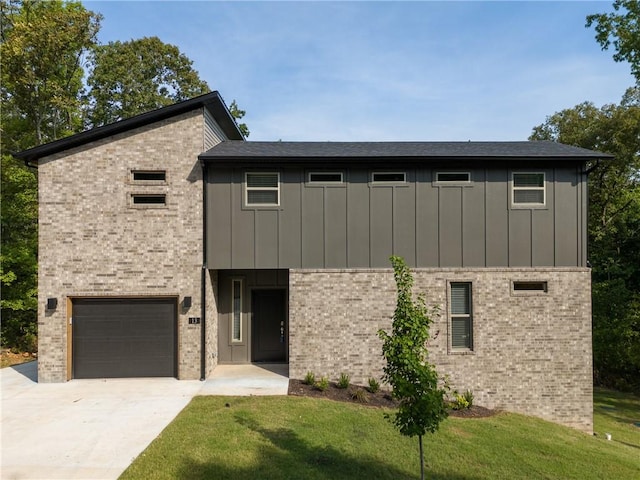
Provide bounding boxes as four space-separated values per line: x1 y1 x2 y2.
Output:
449 282 473 352
244 172 280 207
130 193 167 208
307 172 344 184
435 171 472 185
512 172 546 207
131 170 167 183
371 171 406 184
512 280 548 296
231 279 243 343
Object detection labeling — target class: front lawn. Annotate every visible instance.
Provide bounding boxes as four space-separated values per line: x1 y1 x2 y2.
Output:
120 390 640 480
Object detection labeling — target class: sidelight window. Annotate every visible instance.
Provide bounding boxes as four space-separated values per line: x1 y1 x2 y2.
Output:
232 279 242 342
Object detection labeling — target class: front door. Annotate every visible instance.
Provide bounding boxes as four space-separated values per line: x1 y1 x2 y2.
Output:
251 289 287 362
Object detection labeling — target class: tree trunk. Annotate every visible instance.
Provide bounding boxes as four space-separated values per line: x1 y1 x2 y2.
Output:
419 434 425 480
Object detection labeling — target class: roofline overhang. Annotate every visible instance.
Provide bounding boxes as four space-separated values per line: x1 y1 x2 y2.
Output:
14 91 244 165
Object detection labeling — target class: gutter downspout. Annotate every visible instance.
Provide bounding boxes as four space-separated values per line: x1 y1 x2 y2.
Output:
200 158 207 381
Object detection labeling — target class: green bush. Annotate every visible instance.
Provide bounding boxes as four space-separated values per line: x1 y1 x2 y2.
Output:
337 372 350 389
303 371 315 385
315 376 329 392
367 377 380 393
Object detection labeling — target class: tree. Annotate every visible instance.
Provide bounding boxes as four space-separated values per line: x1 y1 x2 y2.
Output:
0 156 38 351
378 256 448 480
0 0 101 150
587 0 640 84
530 89 640 389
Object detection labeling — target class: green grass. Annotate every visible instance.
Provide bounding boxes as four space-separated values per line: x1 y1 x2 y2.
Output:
120 390 640 480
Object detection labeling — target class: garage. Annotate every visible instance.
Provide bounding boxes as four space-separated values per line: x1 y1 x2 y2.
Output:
72 298 177 379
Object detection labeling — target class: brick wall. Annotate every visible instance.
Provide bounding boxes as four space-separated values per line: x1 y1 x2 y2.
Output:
289 267 593 432
37 110 210 382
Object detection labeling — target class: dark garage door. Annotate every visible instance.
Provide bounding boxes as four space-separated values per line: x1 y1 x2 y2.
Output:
72 298 177 379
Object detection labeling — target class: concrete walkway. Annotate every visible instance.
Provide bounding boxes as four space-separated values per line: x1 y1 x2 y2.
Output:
0 362 289 480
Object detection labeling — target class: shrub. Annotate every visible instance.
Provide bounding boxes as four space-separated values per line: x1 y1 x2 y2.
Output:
337 372 350 389
463 389 474 407
303 371 315 385
367 377 380 393
350 388 369 403
315 376 329 392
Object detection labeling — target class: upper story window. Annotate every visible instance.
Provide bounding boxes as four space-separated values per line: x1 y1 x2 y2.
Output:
435 172 471 185
308 172 343 184
512 173 545 206
131 170 166 182
372 172 406 183
245 172 280 206
131 194 166 206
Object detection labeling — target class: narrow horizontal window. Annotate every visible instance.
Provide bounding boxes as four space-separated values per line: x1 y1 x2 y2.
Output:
132 170 166 182
372 172 405 183
131 194 166 205
513 281 548 292
450 282 472 350
436 172 470 183
513 173 545 205
308 172 343 183
246 172 280 206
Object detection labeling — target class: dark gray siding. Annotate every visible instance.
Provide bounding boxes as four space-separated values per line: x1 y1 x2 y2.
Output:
207 165 587 269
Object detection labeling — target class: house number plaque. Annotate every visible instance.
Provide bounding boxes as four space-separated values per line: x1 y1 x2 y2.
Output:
188 317 201 325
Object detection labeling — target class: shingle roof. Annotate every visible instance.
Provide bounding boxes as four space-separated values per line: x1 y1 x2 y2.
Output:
15 91 244 164
200 140 612 164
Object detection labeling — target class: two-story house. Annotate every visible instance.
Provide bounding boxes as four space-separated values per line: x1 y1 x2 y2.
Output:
16 92 610 432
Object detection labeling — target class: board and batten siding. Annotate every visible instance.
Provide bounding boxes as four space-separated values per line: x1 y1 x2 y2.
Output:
206 165 587 269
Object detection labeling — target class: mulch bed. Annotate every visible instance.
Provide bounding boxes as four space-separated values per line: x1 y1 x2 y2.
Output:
288 379 497 418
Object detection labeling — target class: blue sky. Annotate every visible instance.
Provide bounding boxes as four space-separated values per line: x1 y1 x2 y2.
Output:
84 1 633 141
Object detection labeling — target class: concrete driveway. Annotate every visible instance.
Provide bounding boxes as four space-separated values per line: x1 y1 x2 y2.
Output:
1 362 289 480
1 362 202 480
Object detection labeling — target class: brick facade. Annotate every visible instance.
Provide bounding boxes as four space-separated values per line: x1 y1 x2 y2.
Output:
37 110 212 382
289 268 593 432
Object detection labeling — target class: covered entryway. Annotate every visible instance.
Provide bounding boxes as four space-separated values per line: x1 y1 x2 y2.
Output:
72 298 177 379
252 289 287 362
217 269 289 364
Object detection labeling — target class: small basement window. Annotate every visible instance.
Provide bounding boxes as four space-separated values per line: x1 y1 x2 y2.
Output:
372 172 406 183
513 173 545 206
436 172 471 183
513 281 548 293
132 170 166 182
308 172 343 183
245 172 280 206
131 194 166 206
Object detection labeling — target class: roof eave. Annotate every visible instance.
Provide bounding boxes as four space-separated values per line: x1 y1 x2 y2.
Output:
14 91 244 164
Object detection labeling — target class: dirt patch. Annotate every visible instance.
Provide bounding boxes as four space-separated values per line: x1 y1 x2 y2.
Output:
288 378 497 418
1 349 37 369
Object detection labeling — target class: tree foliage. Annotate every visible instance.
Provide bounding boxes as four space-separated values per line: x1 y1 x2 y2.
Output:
587 0 640 84
530 89 640 389
85 36 209 126
0 0 101 149
378 256 447 479
0 155 38 351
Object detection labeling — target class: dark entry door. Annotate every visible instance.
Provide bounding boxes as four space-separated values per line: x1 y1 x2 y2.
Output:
72 298 177 378
252 290 286 362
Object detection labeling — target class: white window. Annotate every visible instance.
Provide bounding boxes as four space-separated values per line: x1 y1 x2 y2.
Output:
512 173 545 206
436 172 471 184
308 172 343 184
450 282 472 350
372 172 406 183
232 279 242 342
245 172 279 206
